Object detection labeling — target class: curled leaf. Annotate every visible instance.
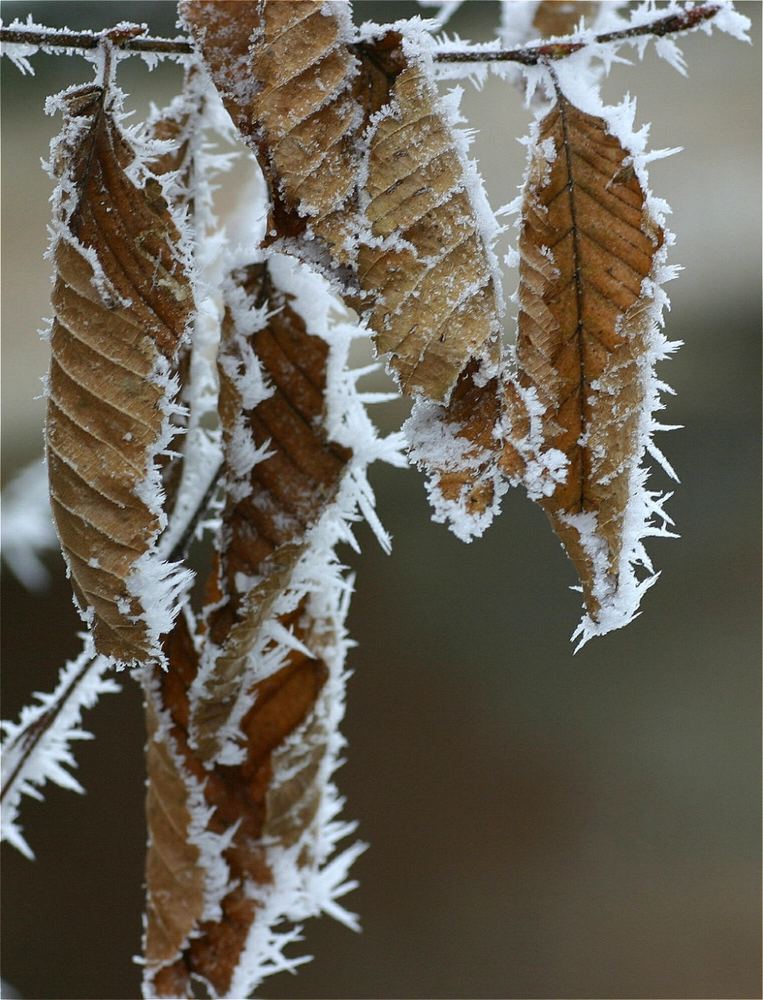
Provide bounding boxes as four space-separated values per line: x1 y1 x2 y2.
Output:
189 261 351 762
46 82 193 665
143 258 386 998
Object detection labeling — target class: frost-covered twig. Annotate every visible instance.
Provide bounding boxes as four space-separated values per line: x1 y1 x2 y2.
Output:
0 638 119 859
434 2 729 63
1 3 740 71
0 20 193 59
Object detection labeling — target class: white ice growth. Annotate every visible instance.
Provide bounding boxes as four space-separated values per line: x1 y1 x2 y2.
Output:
0 457 58 590
0 15 194 76
0 637 119 859
404 397 508 544
427 1 749 88
416 0 466 28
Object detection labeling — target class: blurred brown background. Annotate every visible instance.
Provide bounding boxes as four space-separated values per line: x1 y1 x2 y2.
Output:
1 2 760 999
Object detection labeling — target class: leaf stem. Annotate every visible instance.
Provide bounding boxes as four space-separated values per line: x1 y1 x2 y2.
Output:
0 4 722 64
0 651 97 806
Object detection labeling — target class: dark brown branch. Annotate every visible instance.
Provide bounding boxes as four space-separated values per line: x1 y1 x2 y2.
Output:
0 4 721 64
0 24 193 56
436 3 721 64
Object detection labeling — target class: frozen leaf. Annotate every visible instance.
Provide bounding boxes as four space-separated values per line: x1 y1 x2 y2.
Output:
351 29 507 540
358 40 501 404
45 81 194 666
143 647 206 985
190 262 351 762
510 89 665 629
144 602 338 998
180 0 378 264
142 256 398 997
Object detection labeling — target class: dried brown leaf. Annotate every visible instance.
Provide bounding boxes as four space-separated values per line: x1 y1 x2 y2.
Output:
46 83 192 665
180 0 384 259
510 90 663 618
142 256 359 994
358 49 501 403
144 576 333 997
355 35 506 538
190 263 351 761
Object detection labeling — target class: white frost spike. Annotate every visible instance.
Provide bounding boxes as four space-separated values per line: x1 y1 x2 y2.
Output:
1 457 58 590
1 637 119 858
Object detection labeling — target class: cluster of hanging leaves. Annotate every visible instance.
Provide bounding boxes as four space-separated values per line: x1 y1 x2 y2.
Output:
8 0 746 995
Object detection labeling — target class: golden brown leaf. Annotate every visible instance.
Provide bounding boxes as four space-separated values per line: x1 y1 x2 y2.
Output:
143 261 356 995
355 36 506 537
46 83 192 665
144 608 331 998
358 51 502 403
180 0 383 259
511 90 663 619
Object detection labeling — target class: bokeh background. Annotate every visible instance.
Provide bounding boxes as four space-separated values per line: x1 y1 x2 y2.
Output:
1 2 760 999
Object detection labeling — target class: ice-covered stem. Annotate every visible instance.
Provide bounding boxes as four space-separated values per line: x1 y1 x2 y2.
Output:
0 22 193 55
1 4 727 65
1 639 119 859
435 3 724 63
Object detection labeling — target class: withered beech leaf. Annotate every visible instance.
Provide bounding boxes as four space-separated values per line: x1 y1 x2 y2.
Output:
532 1 600 37
143 656 205 990
358 48 502 404
180 0 377 261
511 90 663 622
144 605 332 999
190 262 351 763
46 83 193 665
357 35 506 540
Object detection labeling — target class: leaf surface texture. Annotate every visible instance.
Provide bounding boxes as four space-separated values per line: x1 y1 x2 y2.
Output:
46 83 192 665
512 91 663 622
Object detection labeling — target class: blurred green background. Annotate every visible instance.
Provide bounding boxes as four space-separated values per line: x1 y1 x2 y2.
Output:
1 2 760 998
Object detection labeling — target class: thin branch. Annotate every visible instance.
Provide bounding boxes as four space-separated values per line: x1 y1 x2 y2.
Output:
0 4 722 64
0 652 97 807
436 3 721 63
0 24 193 55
